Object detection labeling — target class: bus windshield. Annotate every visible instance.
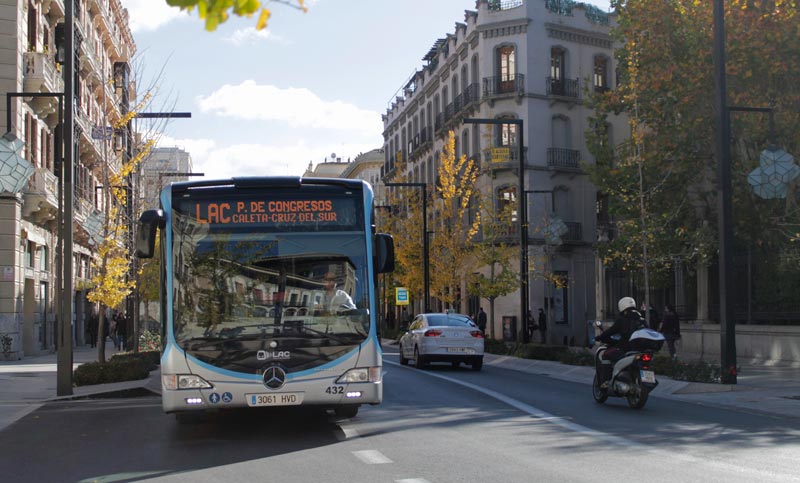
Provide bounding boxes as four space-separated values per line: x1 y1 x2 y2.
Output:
169 187 370 373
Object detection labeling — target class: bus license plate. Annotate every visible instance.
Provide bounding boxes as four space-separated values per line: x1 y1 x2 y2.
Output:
247 392 304 407
447 347 475 354
640 370 656 384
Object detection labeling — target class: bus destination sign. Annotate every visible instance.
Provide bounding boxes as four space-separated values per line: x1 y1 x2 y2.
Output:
190 197 358 228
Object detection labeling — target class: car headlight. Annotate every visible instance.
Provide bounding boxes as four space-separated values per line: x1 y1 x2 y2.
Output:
336 367 381 384
162 374 213 390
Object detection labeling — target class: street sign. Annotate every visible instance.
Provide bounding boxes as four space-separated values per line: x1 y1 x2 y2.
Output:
395 287 409 306
91 126 114 140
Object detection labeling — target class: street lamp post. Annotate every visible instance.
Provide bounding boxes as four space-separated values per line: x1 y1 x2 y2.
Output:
465 118 528 342
385 182 430 312
713 0 737 384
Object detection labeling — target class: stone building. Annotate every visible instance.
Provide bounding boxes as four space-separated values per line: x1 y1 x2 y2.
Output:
380 0 627 344
0 0 135 358
140 146 194 210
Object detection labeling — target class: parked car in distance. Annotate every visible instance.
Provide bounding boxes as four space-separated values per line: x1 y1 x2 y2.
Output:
398 313 484 371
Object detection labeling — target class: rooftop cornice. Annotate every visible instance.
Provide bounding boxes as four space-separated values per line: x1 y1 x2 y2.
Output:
545 22 613 48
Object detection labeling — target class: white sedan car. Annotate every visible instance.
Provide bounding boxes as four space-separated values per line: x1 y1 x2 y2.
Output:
398 313 484 371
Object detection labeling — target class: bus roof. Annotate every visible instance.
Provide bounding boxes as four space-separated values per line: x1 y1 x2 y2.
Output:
169 176 366 193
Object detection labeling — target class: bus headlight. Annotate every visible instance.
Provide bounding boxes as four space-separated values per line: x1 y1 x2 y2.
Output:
336 367 381 384
162 374 213 390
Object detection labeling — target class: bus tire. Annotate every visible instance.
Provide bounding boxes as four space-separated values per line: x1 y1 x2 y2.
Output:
335 405 359 419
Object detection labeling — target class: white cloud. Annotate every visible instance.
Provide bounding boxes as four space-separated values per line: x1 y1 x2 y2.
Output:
157 137 377 181
197 81 382 135
224 28 289 46
123 0 187 33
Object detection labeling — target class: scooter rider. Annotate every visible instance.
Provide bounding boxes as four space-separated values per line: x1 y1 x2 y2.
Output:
596 297 647 388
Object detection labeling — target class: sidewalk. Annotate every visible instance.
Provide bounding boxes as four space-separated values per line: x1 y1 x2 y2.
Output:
0 343 160 432
1 343 798 433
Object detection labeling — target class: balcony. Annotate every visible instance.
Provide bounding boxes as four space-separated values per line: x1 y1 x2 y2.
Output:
22 52 64 117
463 83 480 108
483 74 525 98
435 112 445 133
409 127 433 161
547 77 580 99
482 145 528 172
547 147 581 170
562 221 583 243
21 168 59 225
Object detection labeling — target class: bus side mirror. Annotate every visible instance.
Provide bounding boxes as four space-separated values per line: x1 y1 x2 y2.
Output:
135 209 164 259
375 233 395 274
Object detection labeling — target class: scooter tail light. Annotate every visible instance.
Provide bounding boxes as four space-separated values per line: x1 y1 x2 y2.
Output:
641 353 653 362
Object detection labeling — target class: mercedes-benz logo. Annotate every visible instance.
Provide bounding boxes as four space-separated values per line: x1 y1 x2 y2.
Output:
263 366 287 390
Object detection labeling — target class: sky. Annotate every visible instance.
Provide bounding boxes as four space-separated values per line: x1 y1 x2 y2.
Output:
122 0 611 180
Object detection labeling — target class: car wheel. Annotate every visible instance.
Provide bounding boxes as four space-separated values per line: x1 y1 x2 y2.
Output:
471 356 483 371
399 343 409 365
334 405 359 419
414 346 426 369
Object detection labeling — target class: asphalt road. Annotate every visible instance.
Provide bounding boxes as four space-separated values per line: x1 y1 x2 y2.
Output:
1 351 799 483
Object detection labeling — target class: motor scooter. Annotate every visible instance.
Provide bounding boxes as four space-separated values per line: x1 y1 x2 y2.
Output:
592 320 665 409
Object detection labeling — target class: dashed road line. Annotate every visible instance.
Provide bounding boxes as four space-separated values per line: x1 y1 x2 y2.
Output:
352 449 393 464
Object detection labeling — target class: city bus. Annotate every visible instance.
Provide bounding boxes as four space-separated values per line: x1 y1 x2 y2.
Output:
135 176 394 419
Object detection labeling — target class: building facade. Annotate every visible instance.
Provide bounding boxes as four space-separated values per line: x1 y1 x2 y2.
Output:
381 0 627 345
0 0 135 358
140 146 194 210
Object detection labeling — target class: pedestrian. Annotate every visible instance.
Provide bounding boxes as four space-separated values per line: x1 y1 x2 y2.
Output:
477 307 487 334
526 310 536 341
401 307 410 327
117 313 128 351
538 308 547 344
87 312 98 348
640 302 660 328
658 304 681 359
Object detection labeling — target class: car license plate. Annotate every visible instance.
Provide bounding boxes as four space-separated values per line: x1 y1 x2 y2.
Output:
640 370 656 384
447 347 475 354
246 392 304 407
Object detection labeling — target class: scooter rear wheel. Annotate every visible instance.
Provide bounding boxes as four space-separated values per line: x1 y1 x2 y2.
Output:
592 374 608 403
626 375 650 409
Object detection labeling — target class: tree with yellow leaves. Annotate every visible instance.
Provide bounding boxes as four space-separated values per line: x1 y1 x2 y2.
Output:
429 131 481 310
165 0 308 31
381 153 426 321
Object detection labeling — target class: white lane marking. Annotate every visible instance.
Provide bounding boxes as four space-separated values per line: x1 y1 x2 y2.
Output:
386 360 800 482
396 479 432 483
385 360 638 447
352 449 393 464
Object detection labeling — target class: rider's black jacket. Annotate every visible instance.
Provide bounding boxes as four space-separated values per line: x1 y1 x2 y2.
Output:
597 308 645 352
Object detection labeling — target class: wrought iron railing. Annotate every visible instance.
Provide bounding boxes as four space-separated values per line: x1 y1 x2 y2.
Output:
547 148 581 169
483 74 525 97
546 77 580 98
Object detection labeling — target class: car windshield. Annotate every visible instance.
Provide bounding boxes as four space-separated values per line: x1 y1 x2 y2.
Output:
425 314 476 327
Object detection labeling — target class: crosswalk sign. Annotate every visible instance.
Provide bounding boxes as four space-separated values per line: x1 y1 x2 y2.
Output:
396 287 409 306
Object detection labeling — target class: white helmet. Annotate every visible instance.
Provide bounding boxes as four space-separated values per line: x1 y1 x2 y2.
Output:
618 296 636 313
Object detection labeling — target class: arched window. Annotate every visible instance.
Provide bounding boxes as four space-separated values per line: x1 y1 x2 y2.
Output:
497 185 518 224
497 115 518 147
497 45 516 93
593 55 609 92
550 47 566 95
